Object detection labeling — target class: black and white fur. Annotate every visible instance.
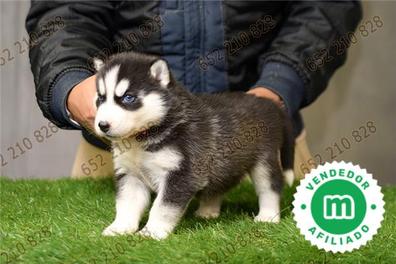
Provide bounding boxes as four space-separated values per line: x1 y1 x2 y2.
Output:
93 52 295 240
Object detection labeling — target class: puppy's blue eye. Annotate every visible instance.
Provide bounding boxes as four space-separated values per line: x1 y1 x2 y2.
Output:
122 94 136 104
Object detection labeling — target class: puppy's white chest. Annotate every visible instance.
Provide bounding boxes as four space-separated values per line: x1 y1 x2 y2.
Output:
113 144 183 192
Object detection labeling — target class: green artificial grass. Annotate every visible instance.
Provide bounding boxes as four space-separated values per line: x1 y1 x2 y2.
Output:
0 177 395 264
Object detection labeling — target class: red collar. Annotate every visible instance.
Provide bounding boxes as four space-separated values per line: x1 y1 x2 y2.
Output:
135 129 149 141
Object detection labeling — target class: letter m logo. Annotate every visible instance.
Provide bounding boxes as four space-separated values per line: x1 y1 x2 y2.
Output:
323 195 355 219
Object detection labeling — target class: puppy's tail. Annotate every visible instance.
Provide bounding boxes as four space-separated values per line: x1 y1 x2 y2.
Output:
281 121 295 187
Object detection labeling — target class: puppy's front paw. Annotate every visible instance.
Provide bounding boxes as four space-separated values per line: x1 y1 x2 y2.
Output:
137 226 169 240
102 221 138 236
254 212 280 223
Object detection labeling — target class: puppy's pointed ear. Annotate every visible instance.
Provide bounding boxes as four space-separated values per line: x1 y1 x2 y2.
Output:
93 58 104 71
150 59 170 87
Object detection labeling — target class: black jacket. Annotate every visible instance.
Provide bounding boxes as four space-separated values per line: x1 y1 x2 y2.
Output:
26 1 362 147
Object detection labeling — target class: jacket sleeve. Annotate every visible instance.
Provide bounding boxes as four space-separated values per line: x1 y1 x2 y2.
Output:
252 1 362 116
26 1 117 129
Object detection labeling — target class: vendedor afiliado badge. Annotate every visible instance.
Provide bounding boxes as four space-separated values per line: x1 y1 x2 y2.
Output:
293 161 384 253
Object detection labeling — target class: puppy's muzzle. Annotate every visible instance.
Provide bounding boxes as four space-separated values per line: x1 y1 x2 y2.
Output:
98 121 111 133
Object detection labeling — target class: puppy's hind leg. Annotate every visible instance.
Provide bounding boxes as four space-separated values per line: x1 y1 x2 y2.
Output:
195 194 223 219
250 159 282 223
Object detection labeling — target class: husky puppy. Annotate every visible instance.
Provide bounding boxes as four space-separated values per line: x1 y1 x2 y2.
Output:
93 52 294 240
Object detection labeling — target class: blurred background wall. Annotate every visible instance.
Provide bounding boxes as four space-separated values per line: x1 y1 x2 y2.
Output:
1 1 395 185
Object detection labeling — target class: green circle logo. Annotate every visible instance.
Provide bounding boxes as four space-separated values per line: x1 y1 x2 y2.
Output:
311 180 366 234
293 162 385 253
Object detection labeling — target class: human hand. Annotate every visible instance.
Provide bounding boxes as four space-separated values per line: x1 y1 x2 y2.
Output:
66 75 97 130
247 87 284 108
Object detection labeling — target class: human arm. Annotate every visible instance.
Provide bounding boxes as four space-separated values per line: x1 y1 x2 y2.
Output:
250 1 362 115
26 1 117 129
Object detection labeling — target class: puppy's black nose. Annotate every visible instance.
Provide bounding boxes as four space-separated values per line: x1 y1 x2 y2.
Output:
98 121 110 133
